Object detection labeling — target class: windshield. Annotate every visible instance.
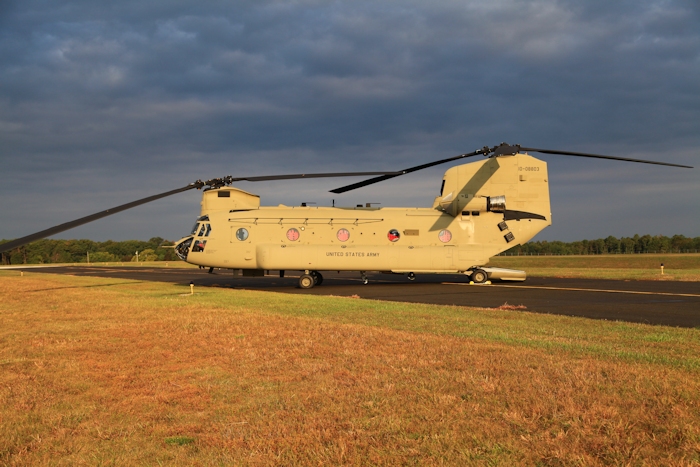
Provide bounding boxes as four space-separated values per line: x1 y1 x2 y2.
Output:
190 219 213 237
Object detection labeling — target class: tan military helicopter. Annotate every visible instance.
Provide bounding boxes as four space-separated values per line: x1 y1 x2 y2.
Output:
0 143 691 288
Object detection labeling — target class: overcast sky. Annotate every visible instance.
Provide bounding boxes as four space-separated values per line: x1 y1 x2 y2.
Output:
1 0 698 243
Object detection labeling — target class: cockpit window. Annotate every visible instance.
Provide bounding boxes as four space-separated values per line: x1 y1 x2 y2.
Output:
191 223 200 235
175 238 192 260
205 224 212 237
198 224 206 236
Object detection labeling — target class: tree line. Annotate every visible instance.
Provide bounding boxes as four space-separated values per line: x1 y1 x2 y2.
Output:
501 234 700 256
0 237 177 265
2 234 699 265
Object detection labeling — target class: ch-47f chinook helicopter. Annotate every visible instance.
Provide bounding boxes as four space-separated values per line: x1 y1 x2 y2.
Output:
0 143 692 288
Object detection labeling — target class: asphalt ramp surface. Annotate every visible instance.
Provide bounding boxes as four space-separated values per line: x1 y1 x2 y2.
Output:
12 266 700 328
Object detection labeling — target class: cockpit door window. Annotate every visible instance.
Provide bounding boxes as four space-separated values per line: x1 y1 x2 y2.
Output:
205 224 212 237
198 224 206 236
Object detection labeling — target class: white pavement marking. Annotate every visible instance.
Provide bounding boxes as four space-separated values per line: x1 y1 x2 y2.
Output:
442 282 700 298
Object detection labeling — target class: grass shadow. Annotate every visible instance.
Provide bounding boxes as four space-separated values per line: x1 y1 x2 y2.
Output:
25 281 145 292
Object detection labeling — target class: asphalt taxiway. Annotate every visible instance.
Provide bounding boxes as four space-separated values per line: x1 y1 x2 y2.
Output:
10 266 700 327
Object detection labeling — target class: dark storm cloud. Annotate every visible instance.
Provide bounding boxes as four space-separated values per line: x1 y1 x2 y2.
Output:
1 0 698 241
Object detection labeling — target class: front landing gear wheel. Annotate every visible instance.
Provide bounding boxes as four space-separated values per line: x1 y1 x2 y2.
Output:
311 271 323 286
471 269 488 284
407 272 416 281
361 271 369 285
299 274 315 289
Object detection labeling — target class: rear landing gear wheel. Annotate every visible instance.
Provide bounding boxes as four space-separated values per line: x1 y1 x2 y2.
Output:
299 274 315 289
471 269 488 284
361 271 369 285
407 272 416 281
311 271 323 286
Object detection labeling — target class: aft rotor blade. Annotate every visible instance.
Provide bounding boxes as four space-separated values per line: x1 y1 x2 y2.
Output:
520 147 693 168
0 184 199 253
329 149 487 194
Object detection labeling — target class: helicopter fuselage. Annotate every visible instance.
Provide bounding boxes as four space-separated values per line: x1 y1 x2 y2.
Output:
174 154 552 275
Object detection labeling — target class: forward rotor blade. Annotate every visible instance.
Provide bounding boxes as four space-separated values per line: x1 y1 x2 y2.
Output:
230 171 402 182
520 147 693 168
0 171 411 252
329 149 487 194
0 184 199 253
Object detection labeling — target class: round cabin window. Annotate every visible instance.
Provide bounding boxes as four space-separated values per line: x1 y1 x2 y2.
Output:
235 228 249 241
438 229 452 243
286 228 300 241
387 229 400 242
337 228 350 242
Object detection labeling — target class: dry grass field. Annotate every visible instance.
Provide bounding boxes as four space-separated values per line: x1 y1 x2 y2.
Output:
2 271 700 466
491 253 700 281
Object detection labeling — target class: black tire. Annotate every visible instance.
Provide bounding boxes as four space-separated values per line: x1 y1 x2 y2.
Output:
299 274 315 289
471 269 488 284
311 271 323 286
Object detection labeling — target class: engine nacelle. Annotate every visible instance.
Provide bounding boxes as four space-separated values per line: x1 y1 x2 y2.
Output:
437 193 506 217
487 195 506 213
